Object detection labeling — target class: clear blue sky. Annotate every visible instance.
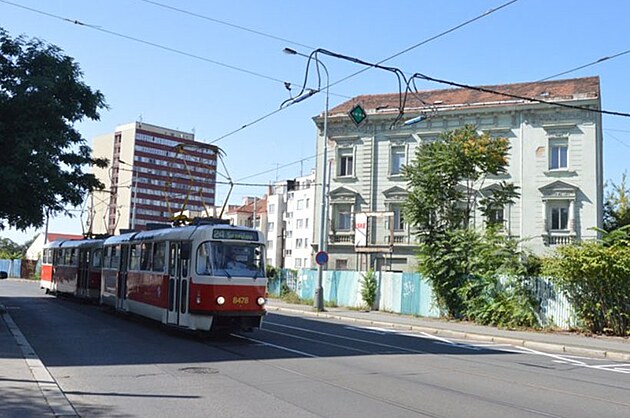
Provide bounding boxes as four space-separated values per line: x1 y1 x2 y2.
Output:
1 0 629 244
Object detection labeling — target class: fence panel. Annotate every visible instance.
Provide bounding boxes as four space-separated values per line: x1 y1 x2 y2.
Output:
0 259 21 278
270 269 574 330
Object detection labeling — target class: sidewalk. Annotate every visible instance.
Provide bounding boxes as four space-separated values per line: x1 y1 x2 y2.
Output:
266 299 630 362
0 305 54 417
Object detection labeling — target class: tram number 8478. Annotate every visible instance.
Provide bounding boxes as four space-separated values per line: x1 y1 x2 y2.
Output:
40 223 268 333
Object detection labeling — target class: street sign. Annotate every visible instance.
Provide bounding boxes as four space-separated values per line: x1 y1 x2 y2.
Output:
315 251 329 266
349 104 367 126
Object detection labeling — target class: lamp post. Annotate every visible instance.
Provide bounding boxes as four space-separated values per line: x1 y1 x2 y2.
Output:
284 48 329 311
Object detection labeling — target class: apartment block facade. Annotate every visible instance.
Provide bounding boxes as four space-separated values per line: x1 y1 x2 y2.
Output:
91 122 218 235
312 76 603 272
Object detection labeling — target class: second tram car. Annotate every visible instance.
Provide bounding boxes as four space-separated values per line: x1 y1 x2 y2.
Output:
41 238 104 301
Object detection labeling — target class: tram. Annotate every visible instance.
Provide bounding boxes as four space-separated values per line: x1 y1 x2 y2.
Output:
44 221 268 333
41 238 105 301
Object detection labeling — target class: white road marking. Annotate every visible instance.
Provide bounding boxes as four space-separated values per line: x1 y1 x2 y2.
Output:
517 346 630 375
231 333 319 358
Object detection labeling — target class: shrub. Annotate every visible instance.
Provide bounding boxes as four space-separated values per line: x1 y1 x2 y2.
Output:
543 240 630 335
360 269 378 310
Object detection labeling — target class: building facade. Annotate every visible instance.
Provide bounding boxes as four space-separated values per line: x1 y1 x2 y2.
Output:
312 76 603 272
91 122 218 235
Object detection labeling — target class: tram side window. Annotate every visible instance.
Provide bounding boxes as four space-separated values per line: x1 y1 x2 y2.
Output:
43 249 49 264
129 244 141 271
92 249 103 269
140 242 152 271
169 244 176 276
63 249 71 265
70 249 78 266
111 246 120 269
152 242 166 273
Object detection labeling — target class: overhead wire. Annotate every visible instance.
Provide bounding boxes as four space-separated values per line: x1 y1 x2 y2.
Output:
0 0 523 146
133 0 315 50
539 48 630 81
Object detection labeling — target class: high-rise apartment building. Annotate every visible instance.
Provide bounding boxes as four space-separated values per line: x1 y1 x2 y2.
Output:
90 122 218 235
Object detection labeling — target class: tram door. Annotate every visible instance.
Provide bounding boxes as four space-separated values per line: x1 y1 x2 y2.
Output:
167 241 191 326
77 248 90 297
116 245 129 311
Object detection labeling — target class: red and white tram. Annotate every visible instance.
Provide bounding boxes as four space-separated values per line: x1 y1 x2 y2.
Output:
45 221 267 333
41 238 104 301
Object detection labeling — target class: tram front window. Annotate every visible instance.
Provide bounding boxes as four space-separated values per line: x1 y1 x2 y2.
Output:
197 242 264 278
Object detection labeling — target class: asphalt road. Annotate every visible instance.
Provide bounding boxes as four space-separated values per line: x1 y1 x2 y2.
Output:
1 280 629 418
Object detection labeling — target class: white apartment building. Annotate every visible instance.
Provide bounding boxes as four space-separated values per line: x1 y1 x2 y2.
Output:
312 76 603 272
91 122 218 235
265 172 316 269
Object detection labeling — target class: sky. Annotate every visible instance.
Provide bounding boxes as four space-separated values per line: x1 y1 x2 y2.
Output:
1 0 629 245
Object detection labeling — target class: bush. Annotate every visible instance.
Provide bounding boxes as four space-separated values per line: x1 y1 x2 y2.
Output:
360 269 378 310
459 276 539 329
543 240 630 335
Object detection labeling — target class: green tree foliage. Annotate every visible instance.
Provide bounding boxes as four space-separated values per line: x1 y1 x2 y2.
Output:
0 237 24 259
403 126 537 327
603 171 630 232
0 28 108 230
542 234 630 336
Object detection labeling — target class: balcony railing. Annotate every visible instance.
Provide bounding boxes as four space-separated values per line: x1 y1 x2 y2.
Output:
542 233 577 246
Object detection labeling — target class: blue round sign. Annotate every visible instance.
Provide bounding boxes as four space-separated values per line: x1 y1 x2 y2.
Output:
315 251 329 266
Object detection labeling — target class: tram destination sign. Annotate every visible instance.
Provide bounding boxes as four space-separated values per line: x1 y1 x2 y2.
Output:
212 229 259 241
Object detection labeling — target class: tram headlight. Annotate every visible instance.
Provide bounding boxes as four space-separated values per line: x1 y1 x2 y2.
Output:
216 296 226 306
256 297 266 306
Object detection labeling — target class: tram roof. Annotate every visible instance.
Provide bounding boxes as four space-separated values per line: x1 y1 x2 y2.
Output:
103 223 264 245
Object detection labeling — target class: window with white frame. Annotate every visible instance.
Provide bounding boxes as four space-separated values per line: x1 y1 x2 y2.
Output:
488 207 505 226
267 222 274 232
304 238 309 247
296 219 303 229
304 218 309 228
268 203 275 214
294 258 302 268
338 148 354 177
286 230 293 239
296 238 303 248
550 204 569 231
390 145 405 176
549 138 568 170
297 199 304 210
306 198 310 208
335 204 352 231
392 206 405 231
267 240 274 250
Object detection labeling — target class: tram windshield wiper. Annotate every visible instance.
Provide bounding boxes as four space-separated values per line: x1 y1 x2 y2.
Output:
222 268 232 279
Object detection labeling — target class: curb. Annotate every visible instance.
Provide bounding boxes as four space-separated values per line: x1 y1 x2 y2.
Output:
266 305 630 362
0 304 79 417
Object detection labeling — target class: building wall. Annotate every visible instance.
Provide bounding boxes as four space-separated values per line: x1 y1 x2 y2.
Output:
92 122 217 235
313 100 602 271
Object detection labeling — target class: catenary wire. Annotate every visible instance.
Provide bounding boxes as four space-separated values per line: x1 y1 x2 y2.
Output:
327 0 521 90
539 48 630 82
0 0 523 145
0 0 287 85
410 72 630 118
133 0 314 50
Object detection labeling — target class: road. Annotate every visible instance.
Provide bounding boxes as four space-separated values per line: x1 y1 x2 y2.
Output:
1 280 629 417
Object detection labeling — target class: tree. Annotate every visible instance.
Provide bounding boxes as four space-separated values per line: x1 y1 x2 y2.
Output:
603 171 630 232
0 28 108 231
402 125 536 326
0 237 24 259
